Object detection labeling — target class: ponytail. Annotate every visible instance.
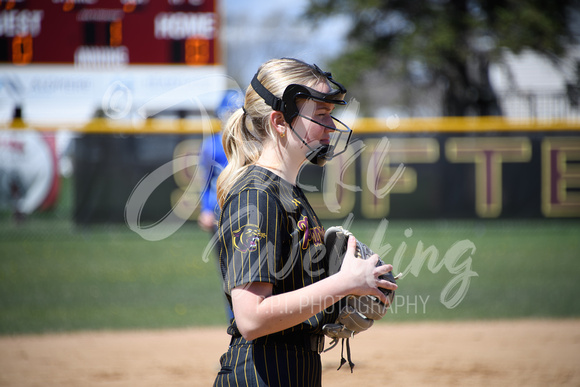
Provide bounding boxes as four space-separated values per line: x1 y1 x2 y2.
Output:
217 108 263 207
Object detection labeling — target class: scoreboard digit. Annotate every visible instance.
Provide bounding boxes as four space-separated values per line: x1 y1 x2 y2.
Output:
12 34 33 65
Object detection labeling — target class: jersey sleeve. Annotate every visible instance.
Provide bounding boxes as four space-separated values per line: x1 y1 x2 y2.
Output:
219 189 285 294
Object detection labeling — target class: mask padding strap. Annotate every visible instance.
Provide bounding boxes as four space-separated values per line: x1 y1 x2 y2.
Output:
250 73 285 113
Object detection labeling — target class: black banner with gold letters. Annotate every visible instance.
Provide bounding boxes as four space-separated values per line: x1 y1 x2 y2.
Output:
300 118 580 220
71 118 580 223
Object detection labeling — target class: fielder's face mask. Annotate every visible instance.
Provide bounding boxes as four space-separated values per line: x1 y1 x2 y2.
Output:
250 64 353 166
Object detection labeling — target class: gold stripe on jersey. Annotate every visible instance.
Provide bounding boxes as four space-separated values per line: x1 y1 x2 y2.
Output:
262 345 271 386
274 345 282 387
243 346 250 387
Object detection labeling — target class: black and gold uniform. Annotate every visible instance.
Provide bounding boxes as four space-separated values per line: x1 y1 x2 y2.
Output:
214 165 337 387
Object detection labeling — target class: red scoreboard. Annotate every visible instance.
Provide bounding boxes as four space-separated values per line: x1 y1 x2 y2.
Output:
0 0 221 66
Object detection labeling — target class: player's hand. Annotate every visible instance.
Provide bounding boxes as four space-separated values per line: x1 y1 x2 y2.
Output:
198 211 216 232
337 236 397 304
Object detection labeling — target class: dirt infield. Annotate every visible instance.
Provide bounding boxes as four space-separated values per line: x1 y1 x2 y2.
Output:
1 319 579 386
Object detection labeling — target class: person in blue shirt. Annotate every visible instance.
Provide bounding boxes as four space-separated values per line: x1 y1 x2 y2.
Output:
198 89 243 322
197 132 228 233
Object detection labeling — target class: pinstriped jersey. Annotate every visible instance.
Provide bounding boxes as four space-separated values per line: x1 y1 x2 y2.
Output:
214 335 323 386
218 165 337 336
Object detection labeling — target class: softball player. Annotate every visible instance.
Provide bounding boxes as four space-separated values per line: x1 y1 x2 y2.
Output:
213 58 397 387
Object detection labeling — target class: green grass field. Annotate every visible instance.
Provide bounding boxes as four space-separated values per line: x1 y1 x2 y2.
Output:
1 200 579 334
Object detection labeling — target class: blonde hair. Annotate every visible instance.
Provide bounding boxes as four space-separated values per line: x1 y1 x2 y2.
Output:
217 58 329 207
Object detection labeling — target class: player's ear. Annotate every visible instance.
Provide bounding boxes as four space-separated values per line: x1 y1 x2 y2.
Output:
269 111 287 136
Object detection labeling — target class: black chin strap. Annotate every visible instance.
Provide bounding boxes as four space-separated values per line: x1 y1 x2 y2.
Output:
306 144 331 167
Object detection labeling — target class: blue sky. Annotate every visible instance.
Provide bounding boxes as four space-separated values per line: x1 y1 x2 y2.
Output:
223 0 308 18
